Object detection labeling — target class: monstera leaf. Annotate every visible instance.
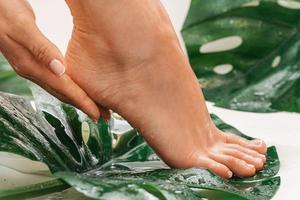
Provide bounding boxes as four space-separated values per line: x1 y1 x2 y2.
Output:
0 90 280 200
0 55 31 96
182 0 300 113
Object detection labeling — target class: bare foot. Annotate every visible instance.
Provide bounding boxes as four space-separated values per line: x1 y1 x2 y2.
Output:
64 0 267 178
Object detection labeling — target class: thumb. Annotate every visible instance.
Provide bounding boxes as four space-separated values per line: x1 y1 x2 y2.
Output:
14 22 66 76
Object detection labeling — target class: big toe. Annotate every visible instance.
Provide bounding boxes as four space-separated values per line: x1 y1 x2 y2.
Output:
225 133 267 155
250 139 267 154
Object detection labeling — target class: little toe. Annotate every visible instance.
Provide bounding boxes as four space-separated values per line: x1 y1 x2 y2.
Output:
225 133 267 155
197 157 233 179
210 153 256 177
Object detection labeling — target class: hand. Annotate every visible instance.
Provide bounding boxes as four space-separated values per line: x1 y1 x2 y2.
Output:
0 0 101 120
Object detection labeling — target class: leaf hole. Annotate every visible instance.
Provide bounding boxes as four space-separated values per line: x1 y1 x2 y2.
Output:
81 121 90 145
278 0 300 9
272 56 281 68
213 64 234 75
242 0 261 7
200 36 243 54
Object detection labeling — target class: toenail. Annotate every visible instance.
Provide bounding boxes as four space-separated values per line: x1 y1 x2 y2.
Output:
228 171 233 178
255 158 263 165
252 139 263 145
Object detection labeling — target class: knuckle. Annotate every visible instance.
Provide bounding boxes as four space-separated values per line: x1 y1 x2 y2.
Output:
227 156 235 163
77 91 91 105
231 149 240 156
11 60 31 77
207 162 219 170
14 66 28 77
13 14 33 29
31 44 51 63
227 143 239 149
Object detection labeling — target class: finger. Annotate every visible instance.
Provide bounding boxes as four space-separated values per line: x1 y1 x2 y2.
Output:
210 153 256 178
0 36 100 120
30 78 110 122
9 21 66 76
37 74 101 121
225 133 267 154
97 103 111 122
197 157 233 179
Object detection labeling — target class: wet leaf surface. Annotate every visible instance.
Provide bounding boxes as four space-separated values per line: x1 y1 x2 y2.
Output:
182 0 300 113
56 168 280 200
0 91 280 199
0 92 110 173
0 179 68 200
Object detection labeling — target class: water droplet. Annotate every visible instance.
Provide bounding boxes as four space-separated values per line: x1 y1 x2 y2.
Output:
128 184 135 188
254 91 265 96
175 190 183 194
110 165 116 169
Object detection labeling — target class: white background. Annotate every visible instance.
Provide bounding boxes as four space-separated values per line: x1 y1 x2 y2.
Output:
1 1 300 199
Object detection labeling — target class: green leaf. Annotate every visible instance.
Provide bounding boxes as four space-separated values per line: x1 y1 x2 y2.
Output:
0 56 31 96
0 92 110 173
211 114 280 182
0 91 280 199
56 168 280 200
55 171 203 200
182 0 300 113
0 179 69 200
112 129 144 158
57 114 280 200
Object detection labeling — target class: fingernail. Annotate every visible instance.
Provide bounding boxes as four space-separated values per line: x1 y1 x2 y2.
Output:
228 171 233 178
49 59 65 76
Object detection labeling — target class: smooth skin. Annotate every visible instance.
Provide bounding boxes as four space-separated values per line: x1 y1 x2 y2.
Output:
0 0 102 120
0 0 267 179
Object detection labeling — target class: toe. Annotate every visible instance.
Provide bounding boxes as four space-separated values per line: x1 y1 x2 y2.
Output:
197 157 233 179
210 153 256 177
225 133 267 155
226 143 266 163
250 139 267 154
222 148 264 171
